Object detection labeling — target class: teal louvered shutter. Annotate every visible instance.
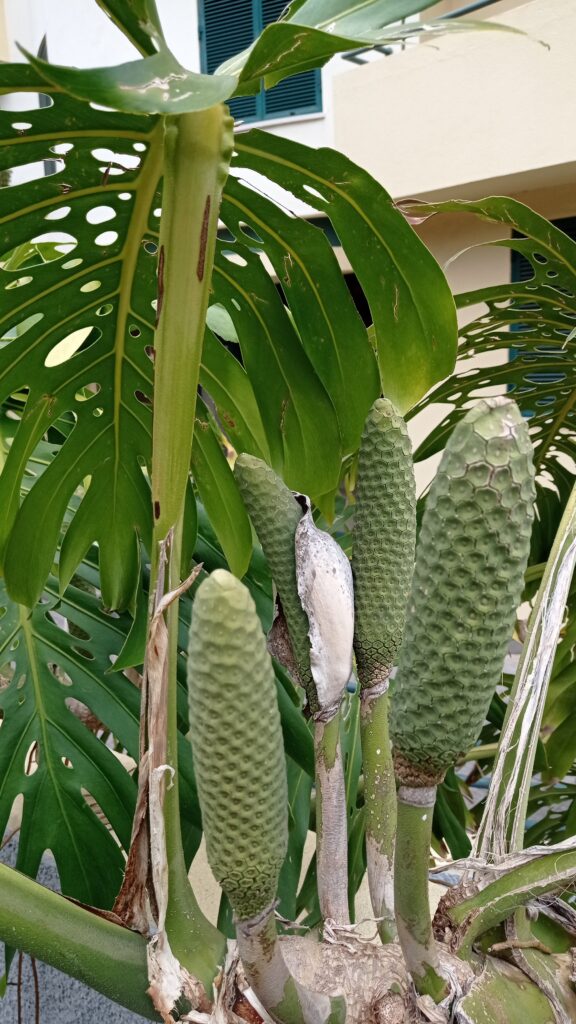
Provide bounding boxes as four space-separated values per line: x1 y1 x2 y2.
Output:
199 0 322 122
199 0 257 121
260 0 322 118
510 217 576 393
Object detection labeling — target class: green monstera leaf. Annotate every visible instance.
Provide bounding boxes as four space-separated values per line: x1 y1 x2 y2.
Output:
0 65 161 610
0 558 139 909
0 57 457 609
407 199 576 524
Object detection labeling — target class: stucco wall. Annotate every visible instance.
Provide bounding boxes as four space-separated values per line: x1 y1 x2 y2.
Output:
333 0 576 201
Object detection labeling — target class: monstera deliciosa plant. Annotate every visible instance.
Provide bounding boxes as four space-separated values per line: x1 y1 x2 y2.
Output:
1 1 576 1022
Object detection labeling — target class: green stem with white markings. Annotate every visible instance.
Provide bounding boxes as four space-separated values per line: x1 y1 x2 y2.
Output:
360 687 397 943
314 709 350 927
394 785 447 1002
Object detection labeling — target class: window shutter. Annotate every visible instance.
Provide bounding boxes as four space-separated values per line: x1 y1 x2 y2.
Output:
199 0 257 121
261 0 321 118
510 217 576 384
199 0 322 122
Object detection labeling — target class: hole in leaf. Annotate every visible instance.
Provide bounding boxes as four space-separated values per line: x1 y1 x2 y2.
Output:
532 252 547 265
145 345 155 361
118 192 132 201
129 325 141 338
93 407 104 417
153 207 162 218
47 609 68 632
80 280 102 293
143 241 157 255
134 390 152 407
221 250 247 267
10 639 19 652
11 121 32 130
0 231 76 269
49 663 73 686
75 383 101 402
45 326 100 367
303 184 326 203
61 756 73 769
45 206 71 221
86 205 116 225
91 147 140 170
50 142 74 155
69 623 91 642
61 258 83 270
24 741 39 776
96 303 113 316
133 142 147 152
71 646 94 661
8 93 53 110
0 662 15 686
94 231 118 247
5 276 33 290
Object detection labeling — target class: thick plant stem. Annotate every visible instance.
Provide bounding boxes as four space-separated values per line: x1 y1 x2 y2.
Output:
139 107 232 990
360 687 397 943
0 863 158 1021
236 904 345 1024
446 844 576 956
314 710 350 926
152 106 233 535
394 786 447 1002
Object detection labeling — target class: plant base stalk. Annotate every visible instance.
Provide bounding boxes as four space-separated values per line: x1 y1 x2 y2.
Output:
236 904 345 1024
314 710 350 926
360 687 396 943
394 785 447 1002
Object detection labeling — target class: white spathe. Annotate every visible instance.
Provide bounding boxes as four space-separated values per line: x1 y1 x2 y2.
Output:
295 506 354 711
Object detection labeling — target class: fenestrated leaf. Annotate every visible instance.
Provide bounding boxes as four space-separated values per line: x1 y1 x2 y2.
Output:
0 565 139 908
233 131 457 414
200 325 271 461
22 48 238 117
95 0 167 56
0 65 160 610
220 174 379 454
191 403 252 579
211 226 343 496
406 198 576 508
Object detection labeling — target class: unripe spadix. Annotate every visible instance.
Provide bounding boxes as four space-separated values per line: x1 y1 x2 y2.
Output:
390 397 535 785
352 398 416 689
188 570 287 920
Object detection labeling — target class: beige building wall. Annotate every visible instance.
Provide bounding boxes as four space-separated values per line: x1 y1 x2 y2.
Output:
0 0 9 61
333 0 576 203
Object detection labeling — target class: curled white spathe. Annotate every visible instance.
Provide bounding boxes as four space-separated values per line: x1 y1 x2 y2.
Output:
295 505 354 710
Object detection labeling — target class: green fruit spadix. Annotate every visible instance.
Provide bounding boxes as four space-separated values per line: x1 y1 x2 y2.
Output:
352 398 416 689
390 397 536 785
188 569 288 920
234 454 315 703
